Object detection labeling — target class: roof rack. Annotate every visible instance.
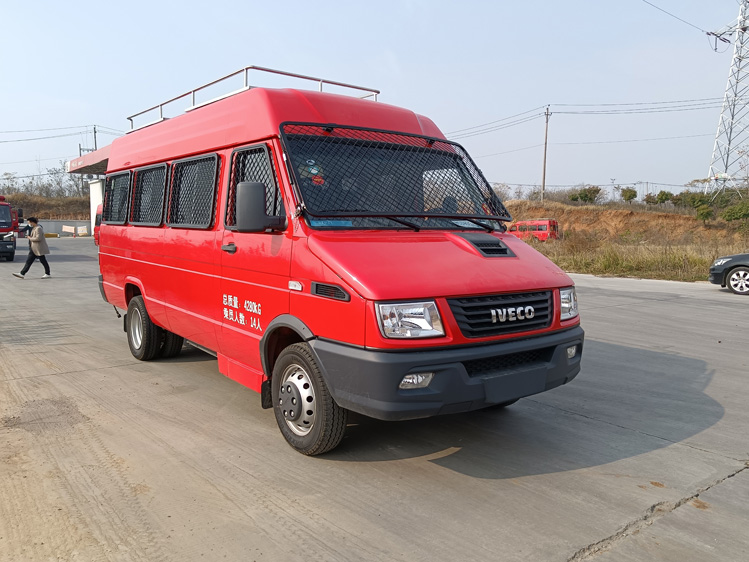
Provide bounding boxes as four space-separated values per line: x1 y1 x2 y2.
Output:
126 65 381 132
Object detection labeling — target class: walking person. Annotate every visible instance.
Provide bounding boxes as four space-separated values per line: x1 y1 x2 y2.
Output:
12 217 51 279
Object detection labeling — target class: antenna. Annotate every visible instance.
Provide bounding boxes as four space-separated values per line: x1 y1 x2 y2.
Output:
706 0 749 200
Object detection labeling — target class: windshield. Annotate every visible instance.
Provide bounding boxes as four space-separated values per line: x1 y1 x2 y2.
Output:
0 205 11 228
281 124 511 230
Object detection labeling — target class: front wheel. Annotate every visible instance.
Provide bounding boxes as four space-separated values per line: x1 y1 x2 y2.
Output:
728 266 749 295
271 343 347 455
126 296 163 360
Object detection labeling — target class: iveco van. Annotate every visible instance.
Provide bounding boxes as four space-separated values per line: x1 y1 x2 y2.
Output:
76 67 583 455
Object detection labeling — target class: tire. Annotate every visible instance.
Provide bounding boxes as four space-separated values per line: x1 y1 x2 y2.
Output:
727 266 749 295
126 296 163 361
160 330 184 358
271 343 347 455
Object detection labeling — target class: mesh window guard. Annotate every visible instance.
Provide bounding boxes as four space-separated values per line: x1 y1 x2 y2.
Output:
280 123 511 229
226 144 283 227
103 173 131 224
167 154 218 228
131 165 167 226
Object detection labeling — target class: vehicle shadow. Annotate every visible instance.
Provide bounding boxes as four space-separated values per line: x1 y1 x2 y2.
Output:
325 339 723 479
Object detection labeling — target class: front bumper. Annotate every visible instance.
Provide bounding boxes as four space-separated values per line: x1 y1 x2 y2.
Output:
310 325 584 421
708 266 726 286
0 240 15 256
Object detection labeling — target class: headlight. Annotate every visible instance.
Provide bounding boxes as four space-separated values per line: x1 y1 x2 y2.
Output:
560 287 578 321
377 301 445 339
713 257 732 266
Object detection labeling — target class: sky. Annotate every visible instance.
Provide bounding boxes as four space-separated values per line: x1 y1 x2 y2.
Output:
0 0 743 200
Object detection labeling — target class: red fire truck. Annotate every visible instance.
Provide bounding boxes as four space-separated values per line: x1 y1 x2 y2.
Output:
70 67 583 455
508 218 560 241
0 195 22 261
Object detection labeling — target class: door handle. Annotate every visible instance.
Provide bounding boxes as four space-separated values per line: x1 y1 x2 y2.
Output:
221 243 237 254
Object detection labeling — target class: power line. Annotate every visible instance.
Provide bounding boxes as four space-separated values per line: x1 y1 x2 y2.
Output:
552 97 723 107
640 0 708 33
0 125 91 134
445 106 546 135
0 131 87 144
554 133 713 145
474 144 545 159
474 133 711 160
0 156 75 166
449 114 545 140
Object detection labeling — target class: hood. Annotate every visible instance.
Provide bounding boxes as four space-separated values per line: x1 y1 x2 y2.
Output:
306 230 573 301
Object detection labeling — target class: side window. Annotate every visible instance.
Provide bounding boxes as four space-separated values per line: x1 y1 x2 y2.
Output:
167 154 219 229
538 224 548 231
131 164 167 226
225 144 283 228
103 172 131 224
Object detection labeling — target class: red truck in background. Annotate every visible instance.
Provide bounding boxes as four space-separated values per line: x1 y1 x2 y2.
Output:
508 218 560 241
0 195 22 261
94 204 103 245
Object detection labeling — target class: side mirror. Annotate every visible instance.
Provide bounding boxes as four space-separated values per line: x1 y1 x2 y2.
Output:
17 208 23 218
235 182 286 233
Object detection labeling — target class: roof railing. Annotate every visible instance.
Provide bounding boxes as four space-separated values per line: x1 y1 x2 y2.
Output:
126 65 380 132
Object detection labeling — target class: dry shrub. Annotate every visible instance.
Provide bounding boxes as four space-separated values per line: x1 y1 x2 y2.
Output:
2 194 89 220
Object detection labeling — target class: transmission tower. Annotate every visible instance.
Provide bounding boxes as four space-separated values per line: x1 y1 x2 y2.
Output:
706 0 749 199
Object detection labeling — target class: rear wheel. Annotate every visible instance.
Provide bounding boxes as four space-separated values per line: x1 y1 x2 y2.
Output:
272 343 347 455
126 296 162 361
728 266 749 295
160 330 184 358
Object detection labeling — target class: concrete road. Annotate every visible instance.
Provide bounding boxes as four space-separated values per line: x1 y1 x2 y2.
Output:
1 238 747 562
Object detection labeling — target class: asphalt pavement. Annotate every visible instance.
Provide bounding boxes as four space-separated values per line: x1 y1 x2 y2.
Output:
0 238 746 561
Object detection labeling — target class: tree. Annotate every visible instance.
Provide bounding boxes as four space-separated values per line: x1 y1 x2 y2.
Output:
696 204 714 225
620 187 637 204
569 185 602 204
643 193 658 205
721 201 749 222
679 191 710 209
656 190 673 204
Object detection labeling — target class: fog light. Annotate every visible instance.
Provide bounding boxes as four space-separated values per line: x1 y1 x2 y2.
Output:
399 372 434 389
567 346 577 359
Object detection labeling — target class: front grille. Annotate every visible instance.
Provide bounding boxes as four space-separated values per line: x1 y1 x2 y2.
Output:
448 291 552 338
463 347 555 377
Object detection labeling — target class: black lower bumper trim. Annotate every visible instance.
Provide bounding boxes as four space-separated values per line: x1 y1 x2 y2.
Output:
310 325 584 421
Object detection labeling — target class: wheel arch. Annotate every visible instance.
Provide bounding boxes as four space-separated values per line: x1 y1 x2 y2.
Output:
259 315 317 408
260 315 316 378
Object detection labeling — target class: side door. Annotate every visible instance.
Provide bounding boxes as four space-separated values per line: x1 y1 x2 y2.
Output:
162 154 223 351
218 143 292 378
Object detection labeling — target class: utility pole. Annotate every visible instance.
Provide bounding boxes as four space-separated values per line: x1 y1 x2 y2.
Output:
541 106 551 201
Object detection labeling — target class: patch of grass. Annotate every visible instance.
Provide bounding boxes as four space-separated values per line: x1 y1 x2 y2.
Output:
530 233 747 282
